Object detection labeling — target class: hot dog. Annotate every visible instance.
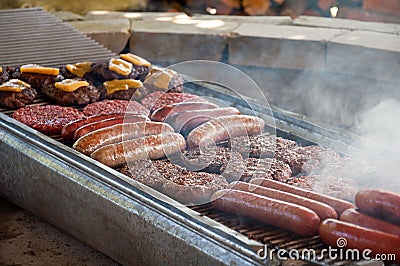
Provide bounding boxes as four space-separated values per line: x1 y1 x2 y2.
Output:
62 113 126 140
319 219 400 261
229 181 337 220
211 189 320 237
166 107 240 133
355 189 400 226
90 132 186 168
73 122 174 155
187 115 265 148
73 114 149 140
340 208 400 236
150 102 219 122
250 178 355 216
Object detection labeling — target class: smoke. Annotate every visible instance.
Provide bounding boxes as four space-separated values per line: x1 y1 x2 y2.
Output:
347 99 400 192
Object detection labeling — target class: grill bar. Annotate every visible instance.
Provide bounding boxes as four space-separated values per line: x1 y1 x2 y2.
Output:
0 8 114 67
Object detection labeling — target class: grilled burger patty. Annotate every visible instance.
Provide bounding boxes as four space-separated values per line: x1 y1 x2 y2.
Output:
12 105 84 135
42 81 100 106
229 134 297 158
141 91 207 112
0 86 37 109
89 60 150 82
241 158 292 182
171 146 246 183
82 99 149 116
0 79 37 109
120 159 228 205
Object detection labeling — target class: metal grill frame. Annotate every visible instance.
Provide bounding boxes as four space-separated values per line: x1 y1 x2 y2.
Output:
0 8 369 266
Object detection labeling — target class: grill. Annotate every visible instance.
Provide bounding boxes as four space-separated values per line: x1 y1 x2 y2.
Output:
0 8 375 266
0 8 114 67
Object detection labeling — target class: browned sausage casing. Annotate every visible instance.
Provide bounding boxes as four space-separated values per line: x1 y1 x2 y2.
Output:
319 219 400 261
73 114 149 140
211 189 321 237
167 107 240 133
90 133 186 168
250 178 355 216
230 181 337 220
187 115 265 148
150 102 219 122
355 189 400 226
340 208 400 236
73 122 174 155
62 113 126 140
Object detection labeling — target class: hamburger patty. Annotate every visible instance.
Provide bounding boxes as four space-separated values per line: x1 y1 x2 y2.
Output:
141 92 207 112
172 146 246 182
229 134 297 158
241 158 292 182
89 60 150 82
42 81 100 106
12 105 84 135
144 66 183 93
82 99 149 116
0 68 10 84
120 159 228 205
0 85 37 109
287 175 358 202
20 71 63 90
274 145 341 175
98 81 146 101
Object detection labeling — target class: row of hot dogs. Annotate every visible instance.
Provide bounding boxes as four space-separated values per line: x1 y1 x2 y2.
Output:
212 180 400 261
61 99 264 168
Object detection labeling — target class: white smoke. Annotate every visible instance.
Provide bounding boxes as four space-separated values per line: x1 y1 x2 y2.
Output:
347 99 400 192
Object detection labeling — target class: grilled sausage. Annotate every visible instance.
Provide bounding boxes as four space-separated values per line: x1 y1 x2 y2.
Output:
73 122 174 155
90 133 186 168
250 178 355 216
73 114 149 140
187 115 265 148
319 219 400 261
211 189 320 237
355 189 400 226
150 102 219 122
62 113 126 140
340 208 400 236
167 107 240 133
229 181 337 220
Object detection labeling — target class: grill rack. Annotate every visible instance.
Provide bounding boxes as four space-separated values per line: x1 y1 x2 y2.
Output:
1 89 369 266
0 8 380 266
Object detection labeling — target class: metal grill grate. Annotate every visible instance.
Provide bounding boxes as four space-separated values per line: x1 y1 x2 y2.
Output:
0 8 114 67
190 203 366 265
0 8 374 266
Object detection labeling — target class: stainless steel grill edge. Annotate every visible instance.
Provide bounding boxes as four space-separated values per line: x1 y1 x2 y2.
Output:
0 114 266 265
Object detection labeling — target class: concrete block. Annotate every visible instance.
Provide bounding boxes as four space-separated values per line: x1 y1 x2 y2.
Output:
327 30 400 82
191 14 293 25
85 11 184 21
130 19 239 63
294 16 400 35
52 11 84 21
68 19 131 54
229 23 348 70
